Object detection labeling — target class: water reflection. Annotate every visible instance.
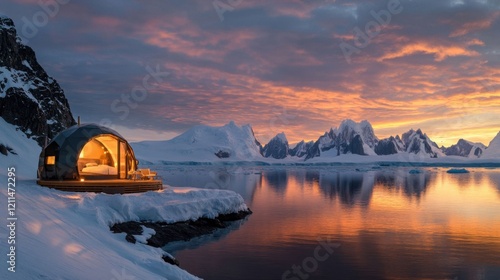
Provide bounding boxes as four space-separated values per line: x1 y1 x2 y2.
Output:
318 172 371 206
374 170 431 200
155 166 500 280
263 170 288 194
162 218 249 254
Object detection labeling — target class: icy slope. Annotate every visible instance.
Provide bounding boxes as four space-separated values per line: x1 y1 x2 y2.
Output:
482 131 500 159
0 117 40 177
132 121 262 163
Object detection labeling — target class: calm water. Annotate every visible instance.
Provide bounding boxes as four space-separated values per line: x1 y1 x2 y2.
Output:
154 165 500 280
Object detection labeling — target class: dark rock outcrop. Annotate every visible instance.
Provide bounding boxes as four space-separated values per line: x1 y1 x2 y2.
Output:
261 132 289 159
443 139 485 158
401 129 440 157
215 150 230 158
110 209 252 248
0 15 75 146
304 120 378 160
375 136 404 155
289 140 314 158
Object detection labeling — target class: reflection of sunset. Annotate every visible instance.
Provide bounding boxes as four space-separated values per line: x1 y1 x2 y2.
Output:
210 168 500 278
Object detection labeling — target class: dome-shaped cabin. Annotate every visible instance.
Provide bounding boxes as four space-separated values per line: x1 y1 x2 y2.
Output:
37 124 162 193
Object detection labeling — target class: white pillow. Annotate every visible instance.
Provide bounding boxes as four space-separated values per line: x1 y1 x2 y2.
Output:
85 162 98 167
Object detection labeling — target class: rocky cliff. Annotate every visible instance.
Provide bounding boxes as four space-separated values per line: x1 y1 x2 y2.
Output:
0 15 75 147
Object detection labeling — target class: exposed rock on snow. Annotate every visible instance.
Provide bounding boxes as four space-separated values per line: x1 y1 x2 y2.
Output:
401 129 442 157
261 132 289 159
304 119 378 160
111 209 252 248
375 136 405 155
289 140 314 158
443 139 485 158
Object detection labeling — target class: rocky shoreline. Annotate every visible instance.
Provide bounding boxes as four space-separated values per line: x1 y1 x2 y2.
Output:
110 209 252 264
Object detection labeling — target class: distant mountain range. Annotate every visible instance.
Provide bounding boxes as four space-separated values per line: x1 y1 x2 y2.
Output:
131 119 500 162
255 119 500 161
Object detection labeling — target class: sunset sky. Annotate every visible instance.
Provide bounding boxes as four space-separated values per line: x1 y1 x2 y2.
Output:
2 0 500 146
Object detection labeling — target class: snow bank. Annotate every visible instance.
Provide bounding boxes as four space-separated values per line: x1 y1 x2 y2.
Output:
78 187 249 227
0 179 248 280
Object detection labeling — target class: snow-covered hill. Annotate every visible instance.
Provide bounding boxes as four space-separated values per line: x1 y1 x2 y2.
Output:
132 121 262 163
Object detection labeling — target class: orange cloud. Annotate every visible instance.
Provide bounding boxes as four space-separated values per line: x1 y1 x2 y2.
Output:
449 11 500 37
378 42 479 61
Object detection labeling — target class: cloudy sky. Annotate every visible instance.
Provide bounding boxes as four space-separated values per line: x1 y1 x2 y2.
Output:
2 0 500 145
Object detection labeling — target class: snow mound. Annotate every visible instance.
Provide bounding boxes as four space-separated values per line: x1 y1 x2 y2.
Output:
78 187 249 227
446 168 470 174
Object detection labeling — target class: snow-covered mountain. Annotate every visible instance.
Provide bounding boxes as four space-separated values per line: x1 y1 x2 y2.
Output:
261 132 289 159
443 139 486 158
289 140 314 158
373 129 443 158
132 121 263 162
0 15 74 146
482 131 500 159
400 129 443 158
132 119 500 162
375 135 405 155
304 119 378 160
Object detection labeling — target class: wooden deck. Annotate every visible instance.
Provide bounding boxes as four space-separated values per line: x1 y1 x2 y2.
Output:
37 179 163 194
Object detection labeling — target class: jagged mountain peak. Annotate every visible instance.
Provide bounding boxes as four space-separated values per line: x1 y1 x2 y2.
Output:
273 132 287 142
443 138 486 158
261 132 289 159
289 140 314 158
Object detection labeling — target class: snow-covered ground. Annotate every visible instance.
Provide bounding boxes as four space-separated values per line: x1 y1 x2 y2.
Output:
0 119 249 280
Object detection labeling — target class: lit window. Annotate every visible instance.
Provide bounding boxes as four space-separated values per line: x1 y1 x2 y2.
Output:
46 156 55 165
